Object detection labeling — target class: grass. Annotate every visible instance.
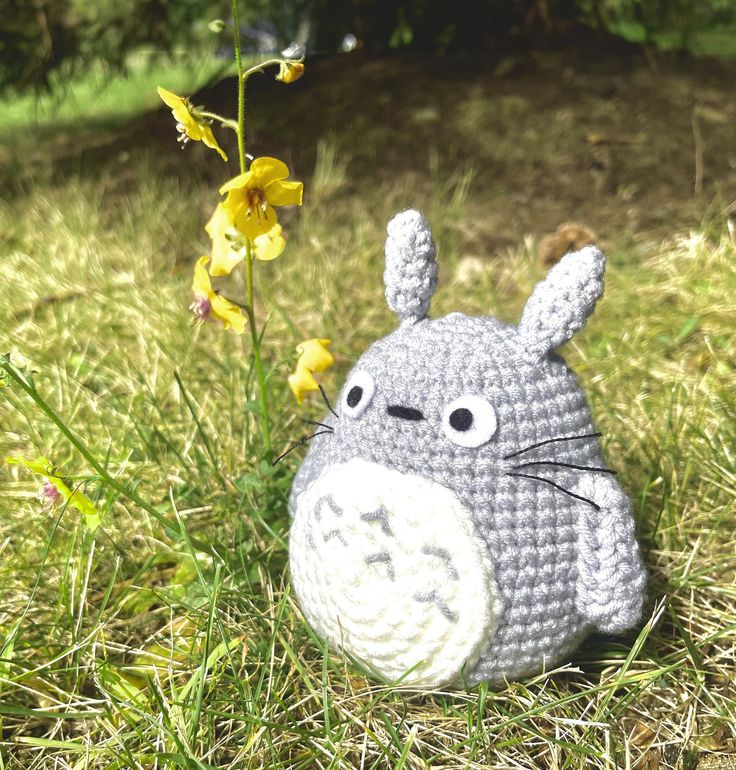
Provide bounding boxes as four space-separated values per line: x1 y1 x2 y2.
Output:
0 51 233 187
0 52 231 143
1 54 735 769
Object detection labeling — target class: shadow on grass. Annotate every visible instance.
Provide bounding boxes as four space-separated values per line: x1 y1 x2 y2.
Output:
4 45 736 247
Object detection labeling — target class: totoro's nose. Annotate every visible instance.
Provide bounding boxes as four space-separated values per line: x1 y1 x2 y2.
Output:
386 405 424 421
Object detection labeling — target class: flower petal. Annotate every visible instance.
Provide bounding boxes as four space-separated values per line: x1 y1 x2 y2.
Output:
219 171 253 196
159 87 227 160
210 235 246 276
232 202 279 240
210 294 247 334
186 120 209 142
157 86 186 111
206 205 246 275
296 339 334 372
201 125 228 162
157 86 193 127
253 225 286 261
54 478 101 531
6 456 101 530
249 157 290 186
276 61 304 84
288 365 319 404
192 256 213 298
219 191 244 223
265 179 304 207
205 203 231 240
6 455 54 476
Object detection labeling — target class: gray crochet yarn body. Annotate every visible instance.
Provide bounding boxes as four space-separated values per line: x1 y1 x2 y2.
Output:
288 209 646 687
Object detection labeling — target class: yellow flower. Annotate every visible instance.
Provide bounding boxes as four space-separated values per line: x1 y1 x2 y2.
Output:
288 339 334 403
6 456 101 531
288 366 318 405
253 224 286 261
206 204 247 276
191 256 247 334
206 208 287 274
157 86 228 162
297 338 334 371
219 157 303 240
276 61 304 84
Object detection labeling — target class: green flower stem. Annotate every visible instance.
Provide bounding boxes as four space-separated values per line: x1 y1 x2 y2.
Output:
197 111 239 133
0 356 215 556
242 58 294 79
231 0 247 174
243 240 273 459
231 0 272 460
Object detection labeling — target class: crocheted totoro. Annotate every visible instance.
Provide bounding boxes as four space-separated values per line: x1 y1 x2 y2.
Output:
288 210 646 687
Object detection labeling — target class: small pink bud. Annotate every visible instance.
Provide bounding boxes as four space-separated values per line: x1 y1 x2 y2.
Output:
190 295 211 323
38 481 63 506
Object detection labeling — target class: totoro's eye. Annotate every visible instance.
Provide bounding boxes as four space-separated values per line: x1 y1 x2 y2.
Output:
441 395 498 448
341 370 375 419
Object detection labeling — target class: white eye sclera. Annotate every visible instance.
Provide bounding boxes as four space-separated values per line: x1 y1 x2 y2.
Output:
441 395 498 448
341 371 375 419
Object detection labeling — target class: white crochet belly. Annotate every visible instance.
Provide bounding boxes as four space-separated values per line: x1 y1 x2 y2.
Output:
289 458 502 687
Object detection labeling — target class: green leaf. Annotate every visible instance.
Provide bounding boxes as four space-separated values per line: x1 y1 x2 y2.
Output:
16 737 102 753
233 472 264 492
97 664 149 710
673 314 700 344
151 754 219 770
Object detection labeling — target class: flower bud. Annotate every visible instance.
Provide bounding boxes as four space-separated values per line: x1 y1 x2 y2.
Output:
38 481 63 507
276 61 304 84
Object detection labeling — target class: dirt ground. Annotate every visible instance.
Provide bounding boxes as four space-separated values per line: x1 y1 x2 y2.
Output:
9 45 736 251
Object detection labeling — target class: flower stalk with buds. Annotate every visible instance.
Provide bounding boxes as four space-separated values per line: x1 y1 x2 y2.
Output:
156 1 307 460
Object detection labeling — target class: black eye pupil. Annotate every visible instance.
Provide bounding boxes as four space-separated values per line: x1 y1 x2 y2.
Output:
347 385 363 408
449 407 473 431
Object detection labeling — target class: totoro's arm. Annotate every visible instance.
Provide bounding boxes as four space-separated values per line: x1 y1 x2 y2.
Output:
518 245 647 634
572 474 647 633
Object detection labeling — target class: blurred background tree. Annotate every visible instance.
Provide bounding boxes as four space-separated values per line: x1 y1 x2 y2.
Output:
0 0 230 92
2 0 735 93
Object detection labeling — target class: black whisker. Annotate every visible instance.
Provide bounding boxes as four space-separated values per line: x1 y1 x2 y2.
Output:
514 460 616 474
503 432 602 460
302 419 334 431
272 430 333 466
506 472 601 510
272 443 303 465
318 384 339 420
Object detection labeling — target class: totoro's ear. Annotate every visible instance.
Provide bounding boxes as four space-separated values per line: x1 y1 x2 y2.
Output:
518 246 606 359
384 209 438 324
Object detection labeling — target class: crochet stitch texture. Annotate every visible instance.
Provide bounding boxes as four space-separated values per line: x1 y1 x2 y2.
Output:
288 210 646 687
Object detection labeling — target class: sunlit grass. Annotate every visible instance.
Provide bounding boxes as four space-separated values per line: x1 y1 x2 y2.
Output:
0 51 233 142
1 67 735 769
